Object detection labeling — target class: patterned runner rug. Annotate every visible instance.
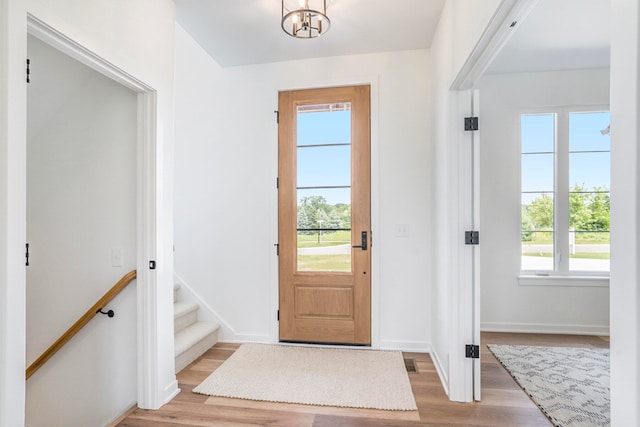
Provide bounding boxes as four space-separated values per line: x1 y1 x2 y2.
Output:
193 343 417 411
487 344 610 427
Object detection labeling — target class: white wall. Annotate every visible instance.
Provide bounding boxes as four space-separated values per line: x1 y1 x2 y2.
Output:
25 35 137 426
0 0 178 423
610 0 640 424
173 25 432 351
428 0 502 400
478 69 610 335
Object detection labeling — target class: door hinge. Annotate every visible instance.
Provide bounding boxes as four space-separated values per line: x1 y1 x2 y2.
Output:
274 243 279 256
149 260 156 270
277 310 280 321
274 110 279 124
276 177 279 189
464 116 479 131
26 59 30 84
465 344 480 359
25 243 30 266
465 231 479 245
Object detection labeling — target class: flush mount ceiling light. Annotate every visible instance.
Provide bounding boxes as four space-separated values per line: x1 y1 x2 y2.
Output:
281 0 331 39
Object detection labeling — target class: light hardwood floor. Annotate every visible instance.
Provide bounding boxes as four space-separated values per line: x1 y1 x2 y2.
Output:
118 333 609 427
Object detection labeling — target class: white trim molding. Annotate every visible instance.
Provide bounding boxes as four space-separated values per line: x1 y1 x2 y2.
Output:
26 14 177 410
378 341 431 353
482 321 610 336
450 0 540 91
518 275 610 287
0 0 27 425
174 273 271 344
429 346 449 397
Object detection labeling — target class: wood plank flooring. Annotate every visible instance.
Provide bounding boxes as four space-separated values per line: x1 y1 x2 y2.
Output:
118 333 609 427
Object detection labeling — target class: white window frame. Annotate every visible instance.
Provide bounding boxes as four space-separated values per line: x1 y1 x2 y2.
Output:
519 106 610 285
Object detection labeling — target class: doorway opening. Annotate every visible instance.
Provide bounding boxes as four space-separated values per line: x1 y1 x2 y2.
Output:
25 14 166 415
453 0 612 405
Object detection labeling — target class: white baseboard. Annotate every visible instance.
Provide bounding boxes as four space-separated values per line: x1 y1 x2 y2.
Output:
105 404 137 427
173 273 238 341
163 379 180 405
481 321 610 336
174 273 272 344
220 334 272 344
379 340 431 353
428 346 449 397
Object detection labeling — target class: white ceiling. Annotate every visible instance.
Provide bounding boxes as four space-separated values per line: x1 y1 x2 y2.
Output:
487 0 611 74
175 0 446 67
175 0 611 73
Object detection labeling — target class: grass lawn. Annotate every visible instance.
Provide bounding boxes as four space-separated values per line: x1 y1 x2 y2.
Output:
298 230 351 248
298 254 351 272
525 252 610 260
523 232 610 245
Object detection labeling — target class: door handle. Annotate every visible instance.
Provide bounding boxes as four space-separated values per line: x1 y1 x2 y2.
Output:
352 231 368 250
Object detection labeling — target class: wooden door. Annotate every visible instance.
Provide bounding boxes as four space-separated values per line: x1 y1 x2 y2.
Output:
278 85 371 345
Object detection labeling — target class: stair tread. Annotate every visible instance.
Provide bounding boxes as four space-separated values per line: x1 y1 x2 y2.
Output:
174 301 199 318
175 321 220 355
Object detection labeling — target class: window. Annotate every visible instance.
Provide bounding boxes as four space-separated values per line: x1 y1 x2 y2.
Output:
521 109 610 276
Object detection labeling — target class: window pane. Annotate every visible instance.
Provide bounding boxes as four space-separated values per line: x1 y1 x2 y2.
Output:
297 187 350 209
569 112 611 152
522 192 554 272
568 111 610 273
522 193 554 232
296 189 351 271
569 152 610 190
522 231 554 271
297 145 350 188
297 104 351 146
522 153 554 192
522 114 554 153
296 103 352 272
569 231 610 272
569 191 610 232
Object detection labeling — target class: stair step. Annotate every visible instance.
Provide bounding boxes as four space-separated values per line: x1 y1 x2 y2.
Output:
174 321 220 373
173 283 180 302
174 301 199 334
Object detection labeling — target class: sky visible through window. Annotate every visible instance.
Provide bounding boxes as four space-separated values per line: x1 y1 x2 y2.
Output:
297 109 351 205
522 111 611 201
521 110 611 273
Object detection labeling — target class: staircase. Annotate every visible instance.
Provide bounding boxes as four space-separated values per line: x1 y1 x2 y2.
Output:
174 284 220 373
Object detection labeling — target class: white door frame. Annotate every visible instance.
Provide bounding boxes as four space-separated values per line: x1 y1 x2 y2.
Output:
24 14 170 410
0 1 28 425
446 0 539 402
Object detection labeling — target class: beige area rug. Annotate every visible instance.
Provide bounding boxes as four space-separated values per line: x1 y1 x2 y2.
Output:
193 343 418 411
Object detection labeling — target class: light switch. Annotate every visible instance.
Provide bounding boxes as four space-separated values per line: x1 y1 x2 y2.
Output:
394 224 410 237
111 248 123 267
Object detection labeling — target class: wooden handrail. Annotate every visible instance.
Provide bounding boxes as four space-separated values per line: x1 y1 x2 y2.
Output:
26 269 137 380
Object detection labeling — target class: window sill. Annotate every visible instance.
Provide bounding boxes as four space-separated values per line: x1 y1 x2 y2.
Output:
518 274 609 288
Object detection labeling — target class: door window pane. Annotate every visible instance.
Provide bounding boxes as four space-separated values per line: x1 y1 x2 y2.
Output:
296 103 352 272
297 145 351 188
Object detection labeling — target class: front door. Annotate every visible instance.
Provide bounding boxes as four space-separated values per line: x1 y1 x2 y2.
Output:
278 85 371 345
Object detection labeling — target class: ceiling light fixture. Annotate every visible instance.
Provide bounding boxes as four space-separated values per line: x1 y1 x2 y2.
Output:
281 0 331 39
